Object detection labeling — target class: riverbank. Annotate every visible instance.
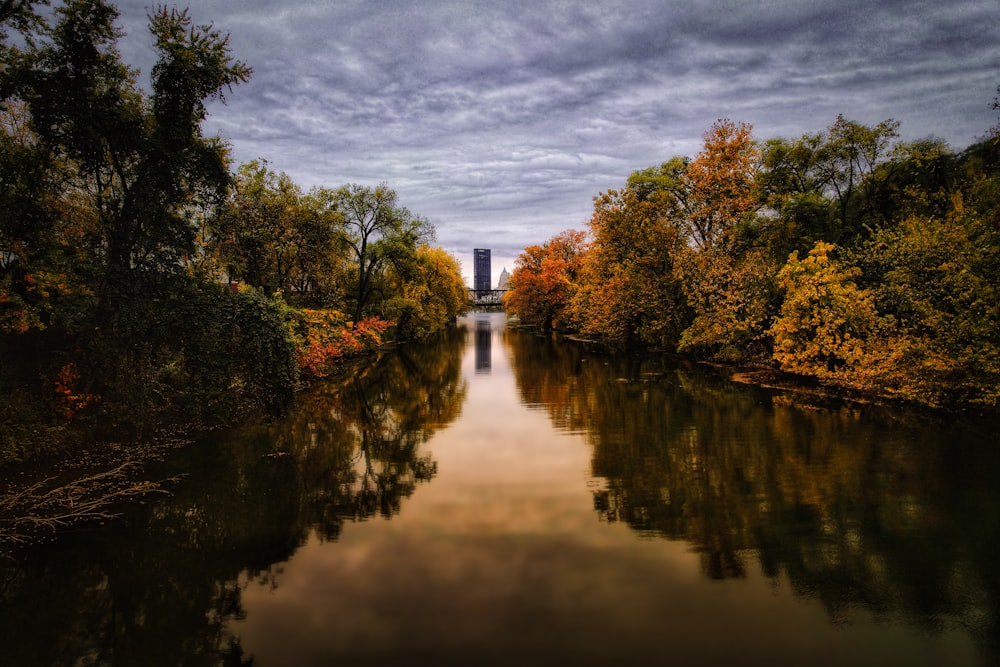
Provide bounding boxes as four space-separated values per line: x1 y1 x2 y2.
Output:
0 349 381 559
547 322 1000 417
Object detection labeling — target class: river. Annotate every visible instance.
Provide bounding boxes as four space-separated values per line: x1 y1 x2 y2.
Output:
2 311 998 666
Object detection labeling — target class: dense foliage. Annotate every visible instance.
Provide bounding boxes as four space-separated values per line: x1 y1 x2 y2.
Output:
0 0 465 463
505 117 1000 408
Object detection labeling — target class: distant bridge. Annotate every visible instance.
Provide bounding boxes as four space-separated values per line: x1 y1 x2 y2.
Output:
467 289 508 307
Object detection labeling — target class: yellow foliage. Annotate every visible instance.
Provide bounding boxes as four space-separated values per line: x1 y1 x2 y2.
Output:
770 242 877 377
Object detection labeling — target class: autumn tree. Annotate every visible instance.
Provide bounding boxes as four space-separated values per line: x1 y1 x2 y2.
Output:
665 120 773 360
505 229 588 332
683 119 761 250
625 120 760 254
570 186 688 347
848 193 1000 406
675 246 779 362
569 123 760 351
769 241 877 378
388 245 467 340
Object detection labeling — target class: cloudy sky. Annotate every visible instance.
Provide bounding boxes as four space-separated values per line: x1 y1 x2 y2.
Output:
109 0 1000 284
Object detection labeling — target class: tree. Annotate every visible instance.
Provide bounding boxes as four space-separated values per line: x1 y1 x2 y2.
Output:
0 1 46 68
614 121 769 356
866 139 956 223
324 183 433 325
570 185 688 347
626 156 690 204
756 133 840 259
16 1 250 317
212 160 341 297
0 98 94 335
0 1 306 425
504 229 588 332
851 193 1000 406
1 5 97 336
755 117 902 254
814 114 900 234
676 246 778 362
769 241 877 377
388 245 467 340
989 83 1000 138
683 119 760 250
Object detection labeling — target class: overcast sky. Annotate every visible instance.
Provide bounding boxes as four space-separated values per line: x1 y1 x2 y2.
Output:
109 0 1000 284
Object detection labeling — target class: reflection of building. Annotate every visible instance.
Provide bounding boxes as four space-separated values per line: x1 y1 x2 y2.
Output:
475 317 492 373
497 267 509 290
473 248 491 292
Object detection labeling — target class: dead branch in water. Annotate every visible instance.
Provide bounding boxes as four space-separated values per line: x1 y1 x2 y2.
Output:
1 462 180 549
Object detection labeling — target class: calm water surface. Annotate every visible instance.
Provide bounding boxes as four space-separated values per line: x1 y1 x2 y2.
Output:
2 311 999 666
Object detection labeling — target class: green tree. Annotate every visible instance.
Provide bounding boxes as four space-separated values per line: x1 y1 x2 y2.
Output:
0 1 306 429
212 160 341 298
756 117 901 254
868 139 956 223
813 115 900 235
17 1 250 309
757 133 840 259
324 183 433 325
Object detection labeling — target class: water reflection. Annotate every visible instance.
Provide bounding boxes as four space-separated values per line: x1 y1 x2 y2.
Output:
474 315 493 373
2 316 999 665
0 326 467 665
505 325 1000 657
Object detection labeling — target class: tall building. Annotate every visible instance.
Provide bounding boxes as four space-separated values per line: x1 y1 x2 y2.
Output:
497 267 510 290
473 248 491 291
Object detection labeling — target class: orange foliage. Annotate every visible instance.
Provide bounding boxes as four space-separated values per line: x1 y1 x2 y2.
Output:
293 309 390 378
53 363 98 419
684 119 760 249
504 230 588 331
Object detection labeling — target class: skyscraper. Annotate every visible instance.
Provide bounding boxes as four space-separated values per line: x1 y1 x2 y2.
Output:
497 267 510 290
473 248 491 292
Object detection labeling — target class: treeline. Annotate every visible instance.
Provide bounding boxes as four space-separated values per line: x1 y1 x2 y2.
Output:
505 116 1000 409
0 0 465 462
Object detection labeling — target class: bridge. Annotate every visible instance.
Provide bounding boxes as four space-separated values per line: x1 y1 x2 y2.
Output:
467 289 508 307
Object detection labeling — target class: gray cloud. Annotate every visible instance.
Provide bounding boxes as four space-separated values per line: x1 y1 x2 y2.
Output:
105 0 1000 284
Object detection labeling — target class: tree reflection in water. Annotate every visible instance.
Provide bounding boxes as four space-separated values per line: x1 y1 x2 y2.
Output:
505 325 1000 658
0 325 466 666
3 321 999 665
